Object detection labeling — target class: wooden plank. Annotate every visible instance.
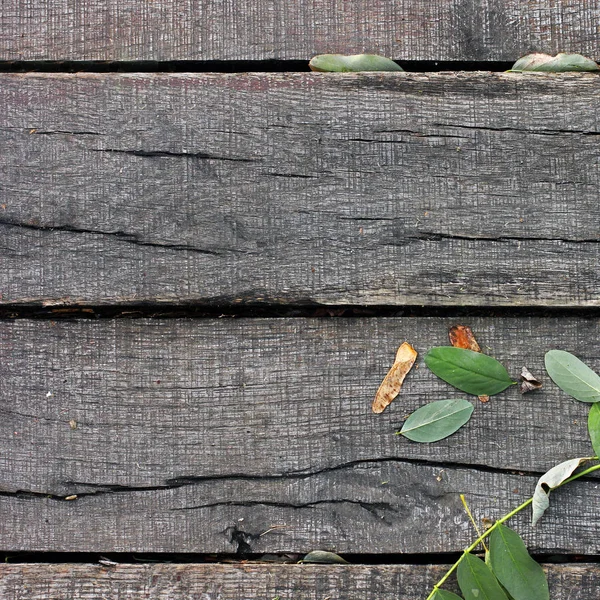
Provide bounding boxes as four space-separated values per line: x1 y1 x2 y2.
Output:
1 563 598 599
1 72 599 307
1 317 599 553
3 461 599 554
1 1 599 62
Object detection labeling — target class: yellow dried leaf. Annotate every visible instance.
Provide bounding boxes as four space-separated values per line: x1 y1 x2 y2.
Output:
372 342 417 413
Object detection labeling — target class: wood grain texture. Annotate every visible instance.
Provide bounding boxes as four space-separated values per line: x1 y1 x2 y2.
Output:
1 563 598 599
1 317 599 553
1 72 599 307
1 0 599 62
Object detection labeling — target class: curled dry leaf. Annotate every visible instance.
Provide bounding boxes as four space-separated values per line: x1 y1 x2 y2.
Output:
520 366 543 394
511 52 599 72
372 342 417 414
309 54 404 72
532 457 593 526
449 325 489 403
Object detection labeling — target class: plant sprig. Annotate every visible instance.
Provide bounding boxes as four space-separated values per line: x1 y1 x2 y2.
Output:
419 345 600 599
426 461 600 599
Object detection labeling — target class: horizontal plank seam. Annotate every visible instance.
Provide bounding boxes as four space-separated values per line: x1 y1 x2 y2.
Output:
4 307 600 319
0 554 462 565
6 555 600 566
0 60 516 74
1 556 600 566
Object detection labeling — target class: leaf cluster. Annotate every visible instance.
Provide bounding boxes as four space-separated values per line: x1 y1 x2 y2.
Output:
543 349 600 460
456 524 548 600
397 346 514 442
416 341 600 599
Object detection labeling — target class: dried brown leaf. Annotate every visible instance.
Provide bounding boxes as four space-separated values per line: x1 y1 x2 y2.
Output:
448 325 481 352
520 366 543 394
448 325 488 403
372 342 417 414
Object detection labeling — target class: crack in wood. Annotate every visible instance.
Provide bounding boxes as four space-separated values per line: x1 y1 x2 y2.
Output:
402 232 600 244
0 219 239 256
0 407 81 425
267 172 320 179
32 130 104 136
90 148 259 162
371 128 472 140
0 457 565 501
172 498 397 517
432 122 600 137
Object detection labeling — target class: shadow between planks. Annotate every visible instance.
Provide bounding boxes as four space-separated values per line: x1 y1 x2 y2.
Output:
1 72 599 307
1 0 599 62
1 316 599 554
0 563 599 599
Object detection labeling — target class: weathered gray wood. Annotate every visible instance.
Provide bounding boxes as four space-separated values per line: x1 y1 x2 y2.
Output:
3 459 600 554
1 72 599 307
0 563 598 599
1 1 599 62
1 317 599 553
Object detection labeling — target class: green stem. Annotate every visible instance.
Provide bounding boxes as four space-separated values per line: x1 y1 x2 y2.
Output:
425 497 531 600
425 458 600 600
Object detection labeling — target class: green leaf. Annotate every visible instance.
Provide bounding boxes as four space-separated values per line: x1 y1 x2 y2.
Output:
588 403 600 457
489 525 549 600
425 347 515 396
309 54 404 72
457 553 509 600
398 399 474 442
432 589 464 600
544 350 600 403
532 457 592 526
511 52 599 72
299 550 348 564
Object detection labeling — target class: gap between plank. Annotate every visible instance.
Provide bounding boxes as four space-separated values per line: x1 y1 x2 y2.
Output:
1 551 598 565
2 304 600 321
0 60 514 74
